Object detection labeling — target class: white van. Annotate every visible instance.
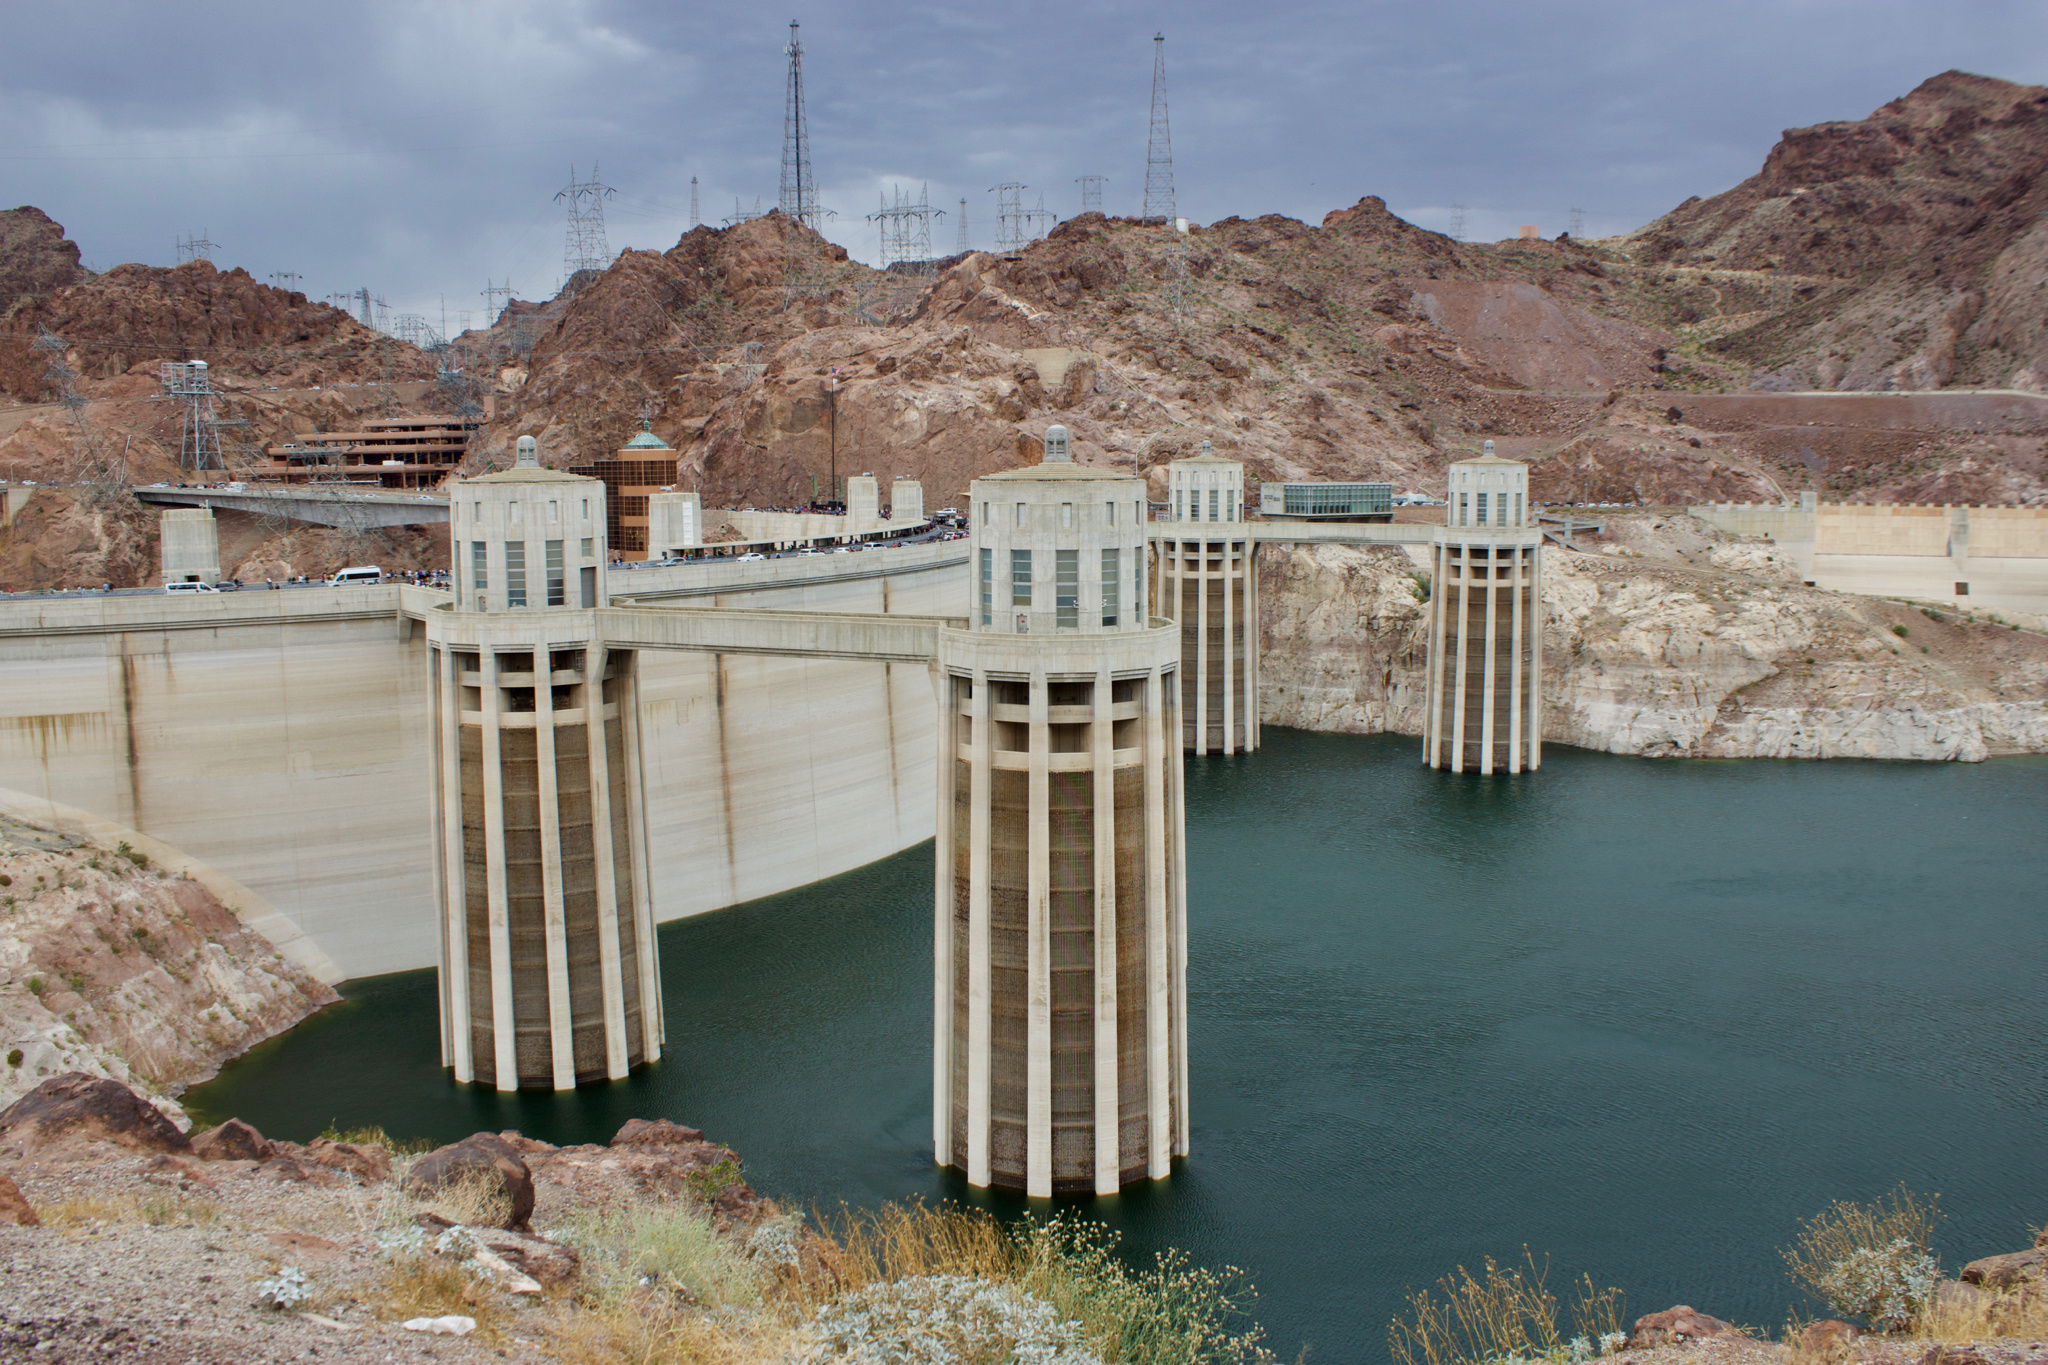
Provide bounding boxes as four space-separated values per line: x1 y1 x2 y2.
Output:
164 580 219 595
329 565 384 586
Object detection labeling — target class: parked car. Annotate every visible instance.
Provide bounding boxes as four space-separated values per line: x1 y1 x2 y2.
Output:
737 552 767 562
164 580 219 595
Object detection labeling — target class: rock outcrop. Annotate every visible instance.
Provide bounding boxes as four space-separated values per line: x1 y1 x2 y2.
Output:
0 1072 190 1158
0 814 338 1119
0 206 87 313
1257 514 2048 761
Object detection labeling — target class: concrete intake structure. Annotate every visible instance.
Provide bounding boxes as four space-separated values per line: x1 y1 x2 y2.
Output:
429 436 662 1089
935 425 1189 1196
160 508 221 585
1150 443 1257 754
1425 443 1542 774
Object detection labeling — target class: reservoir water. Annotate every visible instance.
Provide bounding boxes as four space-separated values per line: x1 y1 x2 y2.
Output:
190 731 2048 1362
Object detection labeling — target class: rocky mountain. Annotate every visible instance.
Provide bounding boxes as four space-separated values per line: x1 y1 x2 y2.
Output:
0 207 87 314
0 259 432 403
1633 71 2048 392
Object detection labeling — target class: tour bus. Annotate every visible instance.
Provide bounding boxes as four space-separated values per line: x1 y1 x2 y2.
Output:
329 565 384 586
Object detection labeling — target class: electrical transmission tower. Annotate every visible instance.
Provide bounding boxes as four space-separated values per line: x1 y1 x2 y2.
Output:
482 278 513 324
1568 207 1585 238
1448 205 1467 242
556 163 617 279
1026 193 1054 241
352 287 374 328
957 198 970 252
159 361 228 473
690 176 701 228
175 232 219 265
269 271 302 293
869 184 945 271
990 183 1026 252
780 21 824 229
1077 175 1107 215
725 197 766 226
1144 34 1175 222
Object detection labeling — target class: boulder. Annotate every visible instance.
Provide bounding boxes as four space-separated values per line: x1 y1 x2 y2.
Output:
403 1132 534 1230
1959 1247 2047 1291
191 1118 273 1162
0 1073 190 1157
304 1137 390 1183
1629 1306 1746 1349
611 1118 705 1147
0 1173 38 1226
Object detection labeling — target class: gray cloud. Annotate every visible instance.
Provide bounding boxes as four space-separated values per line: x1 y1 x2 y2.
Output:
4 0 2045 323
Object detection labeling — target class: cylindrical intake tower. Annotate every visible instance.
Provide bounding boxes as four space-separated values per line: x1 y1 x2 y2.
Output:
1424 443 1543 774
428 436 663 1090
935 425 1189 1197
1150 442 1258 753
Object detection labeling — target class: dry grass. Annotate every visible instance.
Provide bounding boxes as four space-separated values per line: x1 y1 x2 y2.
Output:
804 1199 1013 1299
375 1251 510 1342
1389 1253 1626 1365
319 1123 434 1156
546 1296 803 1365
1912 1287 2048 1343
39 1193 140 1228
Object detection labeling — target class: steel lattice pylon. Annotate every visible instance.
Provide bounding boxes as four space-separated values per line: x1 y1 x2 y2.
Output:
780 22 822 229
1076 175 1107 215
868 184 946 271
556 163 617 278
1143 34 1175 222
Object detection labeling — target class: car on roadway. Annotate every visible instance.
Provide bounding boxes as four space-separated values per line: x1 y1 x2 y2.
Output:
164 581 219 595
737 552 767 562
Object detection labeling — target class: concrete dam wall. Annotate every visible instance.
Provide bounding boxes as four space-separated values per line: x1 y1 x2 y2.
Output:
0 546 971 981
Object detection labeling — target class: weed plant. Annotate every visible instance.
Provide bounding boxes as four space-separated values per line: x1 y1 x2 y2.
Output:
1388 1252 1626 1365
1783 1186 1942 1330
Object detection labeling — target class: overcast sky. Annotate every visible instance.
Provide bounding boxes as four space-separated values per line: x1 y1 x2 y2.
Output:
5 1 2046 327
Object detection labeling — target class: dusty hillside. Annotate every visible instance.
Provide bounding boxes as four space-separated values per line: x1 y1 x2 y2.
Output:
0 259 432 402
1260 514 2048 761
0 207 87 313
1633 71 2048 392
0 815 337 1122
480 201 1786 510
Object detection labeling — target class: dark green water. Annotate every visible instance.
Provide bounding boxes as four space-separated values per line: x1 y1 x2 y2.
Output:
190 731 2048 1362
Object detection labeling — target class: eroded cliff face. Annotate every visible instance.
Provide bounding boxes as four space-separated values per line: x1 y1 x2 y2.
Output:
1257 516 2048 761
0 816 337 1122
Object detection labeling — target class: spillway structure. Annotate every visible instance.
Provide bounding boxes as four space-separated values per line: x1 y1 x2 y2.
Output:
427 435 663 1090
934 424 1189 1196
1150 442 1258 754
1424 443 1543 773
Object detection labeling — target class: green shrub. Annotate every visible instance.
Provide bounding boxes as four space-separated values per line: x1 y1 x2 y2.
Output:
115 841 148 869
25 976 44 997
1891 624 1909 637
6 1048 21 1068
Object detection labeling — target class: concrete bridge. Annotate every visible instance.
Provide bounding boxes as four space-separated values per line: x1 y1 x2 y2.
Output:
135 485 451 528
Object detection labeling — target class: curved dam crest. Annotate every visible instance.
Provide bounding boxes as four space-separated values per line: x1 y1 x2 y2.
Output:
0 546 964 980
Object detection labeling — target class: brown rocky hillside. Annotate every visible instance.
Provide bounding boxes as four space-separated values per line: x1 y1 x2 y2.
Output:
0 260 432 402
0 207 87 314
1632 71 2048 392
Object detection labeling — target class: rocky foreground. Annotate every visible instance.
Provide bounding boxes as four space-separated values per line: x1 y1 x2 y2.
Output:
1260 513 2048 761
0 815 336 1121
0 1074 2044 1365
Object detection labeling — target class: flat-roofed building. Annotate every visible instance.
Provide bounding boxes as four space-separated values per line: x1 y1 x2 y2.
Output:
1258 482 1394 521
